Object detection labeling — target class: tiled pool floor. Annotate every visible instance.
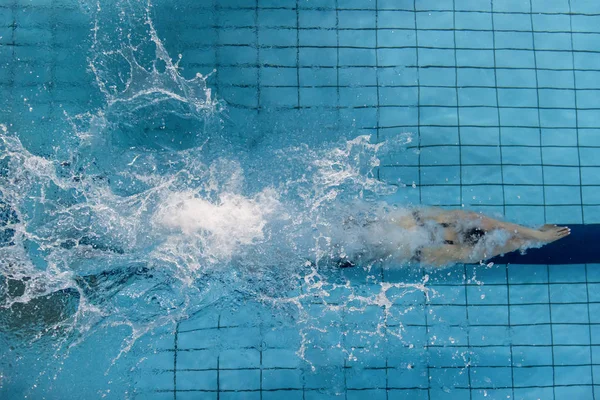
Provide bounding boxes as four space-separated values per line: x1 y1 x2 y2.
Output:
135 263 600 400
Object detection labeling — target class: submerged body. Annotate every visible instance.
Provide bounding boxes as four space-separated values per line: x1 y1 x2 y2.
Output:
336 207 570 267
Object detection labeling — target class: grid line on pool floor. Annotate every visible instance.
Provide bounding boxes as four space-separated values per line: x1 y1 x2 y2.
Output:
569 1 588 228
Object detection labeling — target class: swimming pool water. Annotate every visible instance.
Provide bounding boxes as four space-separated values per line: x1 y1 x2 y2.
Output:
1 0 600 399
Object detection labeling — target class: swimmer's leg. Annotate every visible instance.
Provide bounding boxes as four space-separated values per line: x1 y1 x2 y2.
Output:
419 245 479 266
387 210 419 229
480 235 555 261
419 240 533 266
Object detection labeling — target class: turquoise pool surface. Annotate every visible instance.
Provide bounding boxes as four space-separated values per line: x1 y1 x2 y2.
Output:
1 0 600 399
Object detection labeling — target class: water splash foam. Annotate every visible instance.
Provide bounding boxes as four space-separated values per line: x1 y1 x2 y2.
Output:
1 1 451 395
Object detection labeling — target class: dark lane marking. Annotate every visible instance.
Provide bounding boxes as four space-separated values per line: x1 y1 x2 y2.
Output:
490 224 600 264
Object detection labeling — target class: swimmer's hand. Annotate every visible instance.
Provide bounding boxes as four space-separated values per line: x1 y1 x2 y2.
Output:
536 224 570 243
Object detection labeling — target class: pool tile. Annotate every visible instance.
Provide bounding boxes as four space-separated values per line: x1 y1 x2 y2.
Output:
472 346 511 367
502 147 541 165
545 186 582 205
466 285 508 305
498 88 537 108
510 304 551 325
176 370 218 391
544 166 581 186
508 265 548 284
514 388 554 400
551 303 589 323
388 365 428 388
535 32 572 51
511 325 552 345
221 392 260 400
503 165 543 185
429 285 467 305
513 366 553 387
588 303 600 324
458 87 496 107
471 366 512 388
135 370 174 391
346 368 386 389
462 166 503 185
262 369 303 390
549 283 588 303
347 347 387 369
428 304 468 325
555 366 593 385
554 345 591 366
429 367 469 388
472 389 512 400
552 324 591 345
219 369 261 391
466 264 507 284
460 107 499 126
177 350 218 370
339 10 376 29
299 10 336 29
177 392 217 400
141 351 174 370
468 305 509 325
460 146 502 164
428 346 472 367
419 30 454 49
139 392 177 400
263 392 303 400
455 0 491 12
383 389 429 399
555 386 595 400
303 347 345 368
347 390 388 400
416 11 454 30
427 325 469 346
219 349 260 369
178 330 220 350
339 0 377 9
457 68 496 88
429 388 471 399
388 305 427 326
539 69 575 88
513 346 553 367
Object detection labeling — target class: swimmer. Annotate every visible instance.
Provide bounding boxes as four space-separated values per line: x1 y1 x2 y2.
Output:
394 208 570 267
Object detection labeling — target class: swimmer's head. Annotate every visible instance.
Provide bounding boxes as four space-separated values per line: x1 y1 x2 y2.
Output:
464 227 486 246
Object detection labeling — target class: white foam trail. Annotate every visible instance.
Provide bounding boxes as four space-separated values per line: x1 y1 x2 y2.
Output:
154 189 282 261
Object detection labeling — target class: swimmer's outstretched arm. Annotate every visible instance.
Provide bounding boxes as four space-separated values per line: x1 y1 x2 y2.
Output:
431 209 555 241
421 225 570 267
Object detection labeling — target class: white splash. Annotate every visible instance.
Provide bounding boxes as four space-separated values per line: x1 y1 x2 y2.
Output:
155 189 282 260
87 0 222 117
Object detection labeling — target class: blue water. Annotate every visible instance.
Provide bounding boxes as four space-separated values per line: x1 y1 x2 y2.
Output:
1 0 600 399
